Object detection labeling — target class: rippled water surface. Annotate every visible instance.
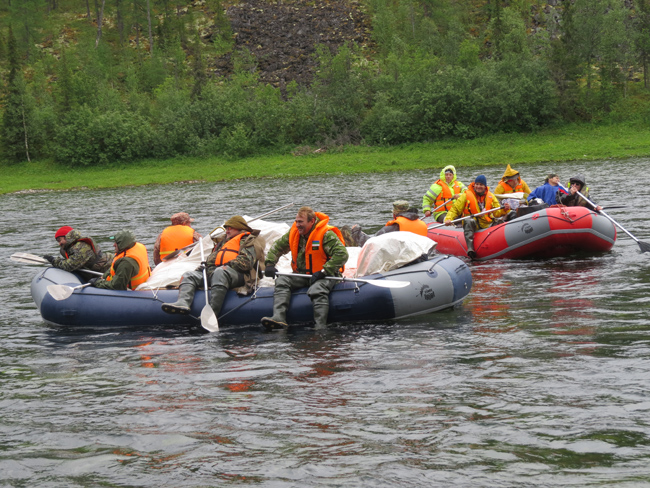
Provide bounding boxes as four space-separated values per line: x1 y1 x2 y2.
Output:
2 160 650 486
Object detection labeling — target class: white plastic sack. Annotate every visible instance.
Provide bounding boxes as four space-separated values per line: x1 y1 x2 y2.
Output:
137 217 290 290
354 231 437 277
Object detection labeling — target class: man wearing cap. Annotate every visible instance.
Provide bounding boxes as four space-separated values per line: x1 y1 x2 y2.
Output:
444 175 510 259
90 230 151 290
161 216 265 318
43 226 113 273
261 206 348 331
556 174 602 211
347 201 428 247
422 165 466 222
494 164 532 200
153 212 202 265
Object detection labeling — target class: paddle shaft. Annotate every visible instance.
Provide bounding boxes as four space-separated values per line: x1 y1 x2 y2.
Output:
276 272 409 288
198 240 219 332
428 206 503 229
10 253 103 275
576 191 649 252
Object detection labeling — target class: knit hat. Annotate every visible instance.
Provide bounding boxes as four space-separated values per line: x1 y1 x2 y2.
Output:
223 215 253 232
54 226 73 239
392 200 410 213
170 212 194 225
474 175 487 186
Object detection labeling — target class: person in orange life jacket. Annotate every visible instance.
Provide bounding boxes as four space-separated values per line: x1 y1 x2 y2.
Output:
261 206 349 331
90 230 151 290
153 212 202 265
422 165 467 222
555 173 603 211
161 216 265 317
444 175 511 259
494 164 532 201
43 226 113 273
349 200 428 247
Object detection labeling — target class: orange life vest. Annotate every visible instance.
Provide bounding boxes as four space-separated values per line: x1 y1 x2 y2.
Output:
434 179 464 212
107 242 151 289
497 180 524 194
386 216 428 236
159 225 195 259
213 232 248 266
464 187 496 224
289 212 345 274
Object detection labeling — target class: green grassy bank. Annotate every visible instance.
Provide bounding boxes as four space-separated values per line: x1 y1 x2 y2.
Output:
2 122 649 195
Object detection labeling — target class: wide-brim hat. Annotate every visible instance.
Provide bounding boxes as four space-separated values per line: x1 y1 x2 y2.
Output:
392 200 410 213
223 215 253 232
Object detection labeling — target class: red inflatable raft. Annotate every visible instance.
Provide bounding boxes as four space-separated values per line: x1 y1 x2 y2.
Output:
427 205 617 260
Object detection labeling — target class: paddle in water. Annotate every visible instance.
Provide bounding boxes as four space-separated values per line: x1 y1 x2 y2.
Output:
198 240 219 332
576 191 650 253
277 272 409 288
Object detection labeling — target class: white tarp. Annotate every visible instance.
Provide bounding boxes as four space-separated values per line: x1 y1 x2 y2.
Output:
354 232 437 277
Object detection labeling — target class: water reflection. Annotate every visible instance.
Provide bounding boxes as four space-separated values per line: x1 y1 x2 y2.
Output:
1 158 650 485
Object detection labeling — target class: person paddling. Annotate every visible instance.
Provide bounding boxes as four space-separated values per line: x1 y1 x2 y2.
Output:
494 164 532 201
556 174 603 211
90 230 151 290
422 165 466 222
43 226 113 274
444 175 511 259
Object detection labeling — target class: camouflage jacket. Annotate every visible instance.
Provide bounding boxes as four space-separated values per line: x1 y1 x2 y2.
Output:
206 232 266 294
266 220 348 277
54 229 113 273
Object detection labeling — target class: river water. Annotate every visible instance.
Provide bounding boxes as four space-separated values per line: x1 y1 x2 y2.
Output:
1 159 650 486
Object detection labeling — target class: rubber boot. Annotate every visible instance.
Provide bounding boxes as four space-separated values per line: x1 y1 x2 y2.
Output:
161 283 195 314
311 296 330 329
261 285 291 331
209 285 228 317
463 220 477 259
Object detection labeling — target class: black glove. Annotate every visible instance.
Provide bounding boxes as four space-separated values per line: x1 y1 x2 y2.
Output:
43 255 55 264
264 265 277 278
196 263 206 273
88 277 100 286
310 270 326 285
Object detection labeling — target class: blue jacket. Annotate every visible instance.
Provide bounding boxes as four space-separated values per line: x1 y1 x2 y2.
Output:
528 182 567 206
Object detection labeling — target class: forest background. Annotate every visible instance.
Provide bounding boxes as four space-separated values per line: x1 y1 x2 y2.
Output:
1 0 649 186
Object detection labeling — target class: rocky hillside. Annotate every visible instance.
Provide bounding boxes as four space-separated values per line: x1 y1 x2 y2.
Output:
210 0 374 90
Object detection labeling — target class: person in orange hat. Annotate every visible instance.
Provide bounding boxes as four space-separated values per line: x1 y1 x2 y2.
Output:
153 212 202 265
43 226 113 273
494 164 532 200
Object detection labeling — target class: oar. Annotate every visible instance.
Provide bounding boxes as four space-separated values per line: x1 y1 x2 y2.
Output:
495 192 524 200
277 272 409 289
10 252 103 276
421 199 453 221
47 283 92 301
576 191 650 253
163 203 295 262
198 240 219 332
428 206 503 229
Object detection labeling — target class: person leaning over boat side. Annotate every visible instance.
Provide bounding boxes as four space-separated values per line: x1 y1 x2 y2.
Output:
153 212 202 265
527 173 567 206
160 216 265 317
422 165 467 222
261 206 348 331
556 174 603 211
348 200 428 247
89 230 151 291
43 226 114 273
444 175 511 259
494 164 532 200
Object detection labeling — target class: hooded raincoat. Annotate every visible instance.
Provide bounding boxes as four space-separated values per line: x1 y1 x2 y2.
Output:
422 165 466 221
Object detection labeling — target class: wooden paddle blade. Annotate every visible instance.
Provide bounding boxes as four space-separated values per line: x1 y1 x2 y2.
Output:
47 284 74 301
200 305 219 332
11 252 49 265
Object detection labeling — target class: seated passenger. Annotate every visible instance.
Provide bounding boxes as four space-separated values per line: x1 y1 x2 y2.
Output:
527 173 568 206
556 174 602 211
90 230 151 290
494 164 532 200
153 212 202 265
43 226 113 273
348 200 428 247
422 165 466 223
444 175 511 259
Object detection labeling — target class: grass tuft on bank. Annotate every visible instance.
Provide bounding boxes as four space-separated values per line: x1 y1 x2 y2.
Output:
2 122 649 195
